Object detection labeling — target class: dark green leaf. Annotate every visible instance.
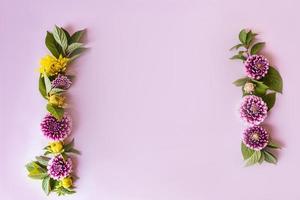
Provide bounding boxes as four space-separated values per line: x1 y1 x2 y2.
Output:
67 148 81 155
241 142 255 160
46 104 64 120
64 139 75 151
250 42 265 55
246 31 258 46
261 66 283 93
246 150 261 166
43 73 52 94
53 25 68 54
70 29 86 43
39 74 48 99
262 93 276 111
233 77 249 86
263 150 277 164
230 44 244 51
239 29 248 44
258 151 265 164
67 43 84 55
45 31 62 58
230 54 246 61
42 176 51 195
267 140 281 149
69 47 87 61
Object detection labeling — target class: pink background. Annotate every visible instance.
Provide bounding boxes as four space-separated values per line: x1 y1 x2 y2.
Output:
0 0 299 199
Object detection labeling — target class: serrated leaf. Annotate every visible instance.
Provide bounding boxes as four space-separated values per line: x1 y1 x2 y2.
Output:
45 31 62 58
39 74 48 99
250 42 265 55
233 77 249 86
46 104 64 120
42 176 51 195
230 44 244 51
261 66 283 93
267 140 281 149
36 156 50 166
262 93 276 111
239 29 248 44
53 25 68 55
43 73 52 94
230 54 246 61
70 29 86 43
67 43 84 55
246 150 261 166
241 142 255 160
263 150 277 164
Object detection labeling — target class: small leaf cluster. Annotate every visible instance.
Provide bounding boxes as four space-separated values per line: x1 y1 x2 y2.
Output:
26 139 80 195
230 29 283 165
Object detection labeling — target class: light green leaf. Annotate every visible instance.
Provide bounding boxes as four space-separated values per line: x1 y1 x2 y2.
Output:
36 156 50 166
230 44 244 51
50 88 66 95
42 176 51 195
258 151 265 164
67 42 84 55
61 28 71 44
239 29 248 44
262 93 276 111
233 77 249 86
70 29 86 43
69 47 87 61
261 66 283 93
241 142 255 160
246 150 261 166
252 80 269 97
46 104 64 120
43 73 52 94
250 42 265 55
26 161 47 179
53 25 68 54
39 74 48 99
263 150 277 164
45 31 62 58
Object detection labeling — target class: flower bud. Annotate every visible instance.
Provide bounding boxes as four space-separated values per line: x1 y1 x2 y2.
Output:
61 177 73 188
50 141 63 153
243 82 255 94
49 94 65 107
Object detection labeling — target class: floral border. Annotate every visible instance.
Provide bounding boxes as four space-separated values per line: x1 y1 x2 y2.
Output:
26 25 86 195
230 29 283 166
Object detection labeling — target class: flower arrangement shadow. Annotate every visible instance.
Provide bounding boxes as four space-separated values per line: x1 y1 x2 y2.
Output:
230 29 283 166
26 25 87 195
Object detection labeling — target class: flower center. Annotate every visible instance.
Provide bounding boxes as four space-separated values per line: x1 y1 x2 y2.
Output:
250 105 258 113
256 63 264 70
251 132 260 141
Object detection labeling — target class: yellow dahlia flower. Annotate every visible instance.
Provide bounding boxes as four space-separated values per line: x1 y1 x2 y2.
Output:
39 55 69 76
61 177 73 188
50 141 63 153
49 94 66 107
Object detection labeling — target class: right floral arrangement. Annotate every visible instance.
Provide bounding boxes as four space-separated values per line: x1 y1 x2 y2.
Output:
230 29 283 166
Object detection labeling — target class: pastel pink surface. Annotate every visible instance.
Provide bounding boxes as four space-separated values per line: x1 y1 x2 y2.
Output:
0 0 298 199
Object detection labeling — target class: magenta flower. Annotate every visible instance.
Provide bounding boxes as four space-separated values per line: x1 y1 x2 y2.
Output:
40 113 72 141
240 95 268 125
242 125 269 150
47 155 72 180
245 55 269 80
51 74 72 90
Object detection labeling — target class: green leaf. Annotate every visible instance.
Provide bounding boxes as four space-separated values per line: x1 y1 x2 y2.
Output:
39 74 48 99
50 88 66 95
258 151 265 164
26 161 47 179
53 25 68 55
69 47 87 61
246 31 258 46
262 93 276 111
267 140 281 149
70 29 86 43
46 104 64 120
45 31 62 58
42 176 51 195
263 150 277 164
230 44 244 51
67 148 81 155
252 80 269 97
233 77 249 86
64 139 75 151
241 142 255 160
67 43 84 55
61 28 71 44
43 73 52 94
239 29 248 44
230 54 246 61
246 150 261 166
61 188 76 195
261 66 283 93
36 156 50 166
250 42 265 55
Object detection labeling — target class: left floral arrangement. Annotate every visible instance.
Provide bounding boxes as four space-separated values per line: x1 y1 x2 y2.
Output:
26 25 86 196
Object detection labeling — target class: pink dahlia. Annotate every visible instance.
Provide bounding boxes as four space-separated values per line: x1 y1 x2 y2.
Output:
242 125 269 150
40 113 72 141
47 155 72 180
245 55 269 80
240 95 268 125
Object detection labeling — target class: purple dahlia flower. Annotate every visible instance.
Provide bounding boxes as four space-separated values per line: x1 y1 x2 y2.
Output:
47 155 72 180
240 95 268 125
40 113 72 141
242 125 269 150
51 74 72 90
245 55 269 80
